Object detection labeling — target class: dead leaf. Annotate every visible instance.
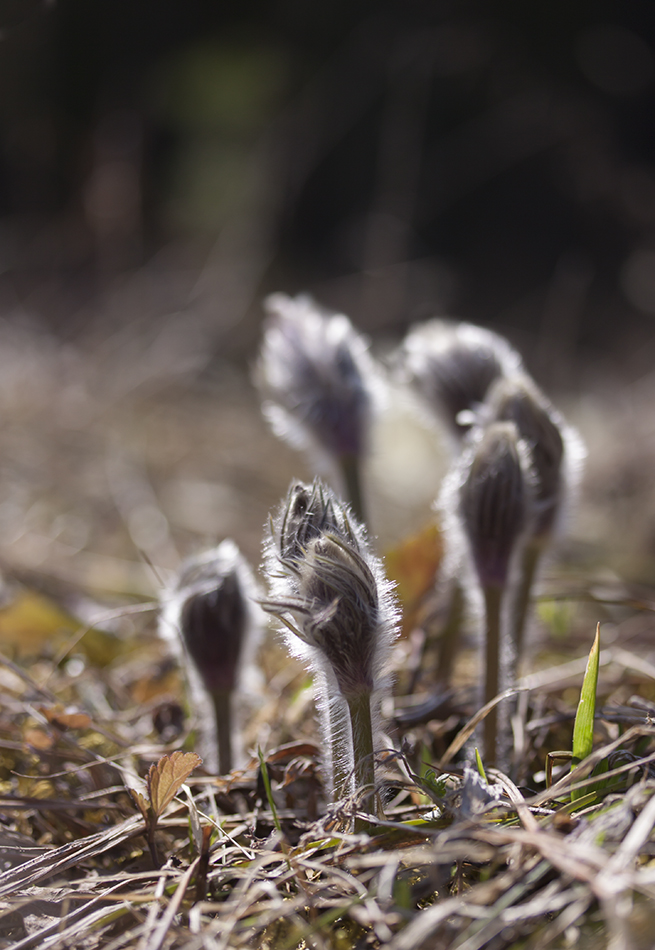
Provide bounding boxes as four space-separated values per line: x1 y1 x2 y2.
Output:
39 706 92 731
129 787 151 821
0 590 78 658
24 728 54 750
146 751 203 818
385 523 442 632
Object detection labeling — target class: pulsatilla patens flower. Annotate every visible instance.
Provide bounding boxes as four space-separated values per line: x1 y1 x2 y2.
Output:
484 374 565 538
398 318 522 438
256 294 380 521
456 421 533 766
294 534 380 697
263 479 398 814
481 372 585 665
160 540 264 776
459 421 532 590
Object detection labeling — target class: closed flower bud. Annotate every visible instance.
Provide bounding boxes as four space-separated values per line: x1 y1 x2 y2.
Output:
265 479 396 697
263 478 399 808
160 539 264 774
485 374 564 537
256 293 378 463
398 318 522 437
481 373 586 668
455 423 533 766
278 479 355 565
295 534 379 697
459 421 532 590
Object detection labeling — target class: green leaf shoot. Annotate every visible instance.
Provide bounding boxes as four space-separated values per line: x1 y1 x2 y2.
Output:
570 623 600 803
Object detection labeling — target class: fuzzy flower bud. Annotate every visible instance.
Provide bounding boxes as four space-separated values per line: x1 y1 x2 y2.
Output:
398 318 522 437
263 478 399 805
484 374 565 538
265 480 396 697
294 534 380 697
160 539 264 774
256 293 378 462
459 421 532 589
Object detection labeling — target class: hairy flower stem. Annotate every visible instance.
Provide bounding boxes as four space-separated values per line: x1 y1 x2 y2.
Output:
511 539 543 664
339 453 365 525
482 584 503 767
438 581 465 685
210 688 234 776
328 701 353 801
346 691 377 828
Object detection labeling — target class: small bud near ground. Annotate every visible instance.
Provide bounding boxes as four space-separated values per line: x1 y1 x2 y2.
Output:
255 293 382 522
263 478 399 819
160 540 264 776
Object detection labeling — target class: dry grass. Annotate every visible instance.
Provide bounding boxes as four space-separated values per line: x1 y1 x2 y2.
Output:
1 313 655 949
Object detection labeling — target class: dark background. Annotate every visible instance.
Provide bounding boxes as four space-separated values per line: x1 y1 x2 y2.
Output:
1 0 654 384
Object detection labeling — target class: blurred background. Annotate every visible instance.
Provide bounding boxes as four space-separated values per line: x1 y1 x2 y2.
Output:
0 0 654 597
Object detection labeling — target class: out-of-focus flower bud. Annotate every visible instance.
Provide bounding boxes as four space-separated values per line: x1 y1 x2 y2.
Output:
398 319 522 438
160 539 264 775
256 293 379 459
459 422 532 589
485 374 564 538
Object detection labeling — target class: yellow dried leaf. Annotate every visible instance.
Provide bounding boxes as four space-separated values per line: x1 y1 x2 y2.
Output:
147 751 202 818
384 523 442 631
0 589 78 657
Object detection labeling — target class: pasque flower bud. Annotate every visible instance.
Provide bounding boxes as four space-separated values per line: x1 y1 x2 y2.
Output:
263 478 399 813
398 319 522 438
484 374 564 538
459 421 532 590
453 421 533 766
482 372 585 667
160 540 264 775
255 294 381 521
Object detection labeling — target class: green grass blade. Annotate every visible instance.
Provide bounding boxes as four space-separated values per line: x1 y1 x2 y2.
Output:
475 748 488 783
258 746 283 836
570 623 600 803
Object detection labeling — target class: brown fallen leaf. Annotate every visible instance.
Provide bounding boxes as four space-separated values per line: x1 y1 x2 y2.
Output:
147 750 203 819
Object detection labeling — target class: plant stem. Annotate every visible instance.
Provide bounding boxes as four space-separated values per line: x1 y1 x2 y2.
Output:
340 453 365 525
482 584 503 768
438 580 465 685
210 687 234 776
511 538 543 663
328 698 354 801
346 691 376 828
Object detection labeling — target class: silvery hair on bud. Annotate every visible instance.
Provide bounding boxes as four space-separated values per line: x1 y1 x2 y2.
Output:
397 318 523 440
159 539 265 770
255 293 382 468
262 478 399 793
482 372 585 540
